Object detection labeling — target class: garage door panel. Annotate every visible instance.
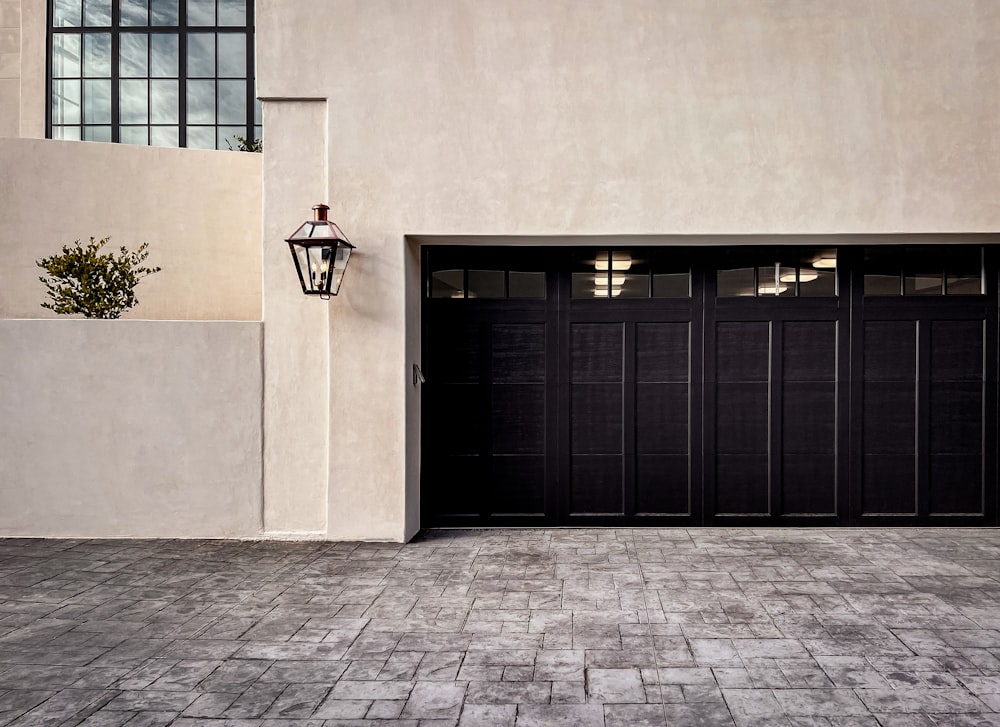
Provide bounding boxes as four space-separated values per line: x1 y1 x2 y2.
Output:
863 382 916 454
571 323 623 382
783 321 837 381
428 321 482 383
716 382 768 453
426 383 482 455
493 324 545 383
491 456 546 514
635 383 688 455
929 454 983 514
929 382 983 455
717 322 769 382
636 322 689 382
492 384 545 455
782 453 836 515
715 453 769 515
931 321 983 381
863 321 916 381
425 454 482 516
571 384 623 454
571 455 623 514
636 454 690 514
862 454 916 515
783 382 836 453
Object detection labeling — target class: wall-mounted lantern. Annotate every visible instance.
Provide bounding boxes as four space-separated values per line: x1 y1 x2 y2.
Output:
285 204 355 299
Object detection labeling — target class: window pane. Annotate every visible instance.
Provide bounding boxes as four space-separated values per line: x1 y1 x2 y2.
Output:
756 266 790 296
717 268 754 297
947 274 983 295
254 98 262 124
54 0 83 27
798 269 836 297
150 34 179 76
186 125 215 148
52 125 82 140
509 272 545 298
83 79 111 123
468 270 504 299
84 0 112 26
187 33 215 77
431 270 464 298
254 124 262 141
865 275 900 295
217 33 246 77
83 125 112 141
149 78 178 122
119 33 148 76
217 125 244 149
652 273 690 298
572 272 605 298
52 34 82 78
120 125 150 145
946 248 983 295
120 0 148 25
904 272 943 296
84 33 111 77
216 79 246 122
120 79 148 123
150 126 179 146
52 79 82 123
218 0 246 25
150 0 179 25
187 0 215 25
186 79 215 123
863 248 902 296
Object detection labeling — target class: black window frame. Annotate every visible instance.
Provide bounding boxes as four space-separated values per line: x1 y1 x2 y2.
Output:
46 0 258 148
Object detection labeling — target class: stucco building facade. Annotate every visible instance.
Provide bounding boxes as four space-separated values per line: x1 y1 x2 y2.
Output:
2 1 999 540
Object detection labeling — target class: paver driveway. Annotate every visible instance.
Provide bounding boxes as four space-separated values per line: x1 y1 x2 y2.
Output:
2 529 1000 726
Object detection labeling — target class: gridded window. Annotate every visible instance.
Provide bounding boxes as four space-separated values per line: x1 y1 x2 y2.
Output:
716 248 837 297
49 0 261 149
570 250 691 299
863 246 984 296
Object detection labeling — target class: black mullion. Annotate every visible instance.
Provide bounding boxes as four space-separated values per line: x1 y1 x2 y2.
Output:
247 0 256 141
45 0 53 137
178 0 187 146
835 248 852 524
544 256 560 524
110 0 120 142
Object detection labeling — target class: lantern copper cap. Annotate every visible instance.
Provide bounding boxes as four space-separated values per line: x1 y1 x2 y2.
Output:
312 204 330 222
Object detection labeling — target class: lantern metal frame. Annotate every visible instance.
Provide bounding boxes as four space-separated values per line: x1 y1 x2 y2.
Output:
285 204 355 298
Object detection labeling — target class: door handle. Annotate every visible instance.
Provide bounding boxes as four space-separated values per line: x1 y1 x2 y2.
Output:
412 363 426 387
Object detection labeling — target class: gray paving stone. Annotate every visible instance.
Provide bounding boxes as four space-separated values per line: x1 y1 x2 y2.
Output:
2 531 1000 725
515 703 604 726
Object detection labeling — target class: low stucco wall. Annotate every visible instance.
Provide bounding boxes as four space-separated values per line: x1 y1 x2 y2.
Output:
0 320 263 538
0 137 262 321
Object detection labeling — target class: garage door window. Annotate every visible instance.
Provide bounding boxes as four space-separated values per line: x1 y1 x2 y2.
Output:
863 247 983 296
717 249 837 297
571 250 690 299
429 267 545 299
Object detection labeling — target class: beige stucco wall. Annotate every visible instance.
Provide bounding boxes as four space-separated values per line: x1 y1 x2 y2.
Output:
0 137 262 320
0 0 18 136
0 320 263 538
256 0 1000 541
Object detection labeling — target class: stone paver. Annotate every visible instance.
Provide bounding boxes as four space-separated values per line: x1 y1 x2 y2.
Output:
1 529 1000 724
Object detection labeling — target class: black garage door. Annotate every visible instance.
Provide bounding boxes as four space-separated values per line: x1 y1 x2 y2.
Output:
421 245 998 526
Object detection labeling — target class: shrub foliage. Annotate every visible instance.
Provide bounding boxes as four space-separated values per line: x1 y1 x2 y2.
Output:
37 236 161 319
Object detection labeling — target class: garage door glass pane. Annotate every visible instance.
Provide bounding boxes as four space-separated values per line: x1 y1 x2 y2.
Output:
509 272 545 298
468 270 504 299
718 268 754 297
431 270 464 298
652 273 689 297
